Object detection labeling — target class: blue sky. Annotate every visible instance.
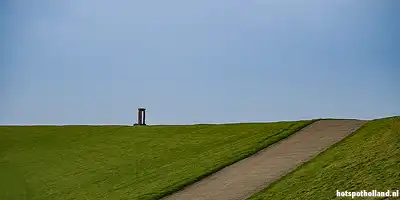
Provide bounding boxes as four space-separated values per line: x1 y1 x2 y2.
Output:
1 0 399 125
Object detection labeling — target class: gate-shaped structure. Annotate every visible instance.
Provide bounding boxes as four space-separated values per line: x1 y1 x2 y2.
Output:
134 108 146 126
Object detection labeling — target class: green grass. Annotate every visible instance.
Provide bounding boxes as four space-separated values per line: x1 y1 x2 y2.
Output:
250 116 400 200
0 120 314 200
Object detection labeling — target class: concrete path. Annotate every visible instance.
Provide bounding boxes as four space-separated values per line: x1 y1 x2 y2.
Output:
162 120 366 200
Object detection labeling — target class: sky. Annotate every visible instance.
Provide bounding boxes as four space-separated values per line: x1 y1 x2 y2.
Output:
1 0 399 125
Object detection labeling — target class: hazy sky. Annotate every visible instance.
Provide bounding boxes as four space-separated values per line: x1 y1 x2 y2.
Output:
1 0 399 125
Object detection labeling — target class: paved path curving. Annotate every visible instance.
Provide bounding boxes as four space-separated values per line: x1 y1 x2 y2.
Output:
162 119 366 200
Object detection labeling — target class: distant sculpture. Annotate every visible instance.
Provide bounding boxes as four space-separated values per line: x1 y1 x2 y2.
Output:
134 108 146 126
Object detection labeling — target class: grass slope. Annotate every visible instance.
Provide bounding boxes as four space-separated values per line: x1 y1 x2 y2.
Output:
0 120 314 200
250 116 400 200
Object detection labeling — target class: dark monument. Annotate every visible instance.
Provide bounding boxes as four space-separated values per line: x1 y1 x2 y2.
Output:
134 108 146 126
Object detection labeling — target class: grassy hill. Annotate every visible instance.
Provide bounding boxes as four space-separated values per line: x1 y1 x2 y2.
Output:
250 116 400 200
0 120 313 200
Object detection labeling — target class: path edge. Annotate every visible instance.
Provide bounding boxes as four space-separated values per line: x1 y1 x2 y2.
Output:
247 119 368 200
157 119 322 200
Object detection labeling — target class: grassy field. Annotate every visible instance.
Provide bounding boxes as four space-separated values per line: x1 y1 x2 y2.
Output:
0 120 314 200
250 116 400 200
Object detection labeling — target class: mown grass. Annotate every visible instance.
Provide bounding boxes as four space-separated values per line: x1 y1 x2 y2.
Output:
0 120 314 200
250 116 400 200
